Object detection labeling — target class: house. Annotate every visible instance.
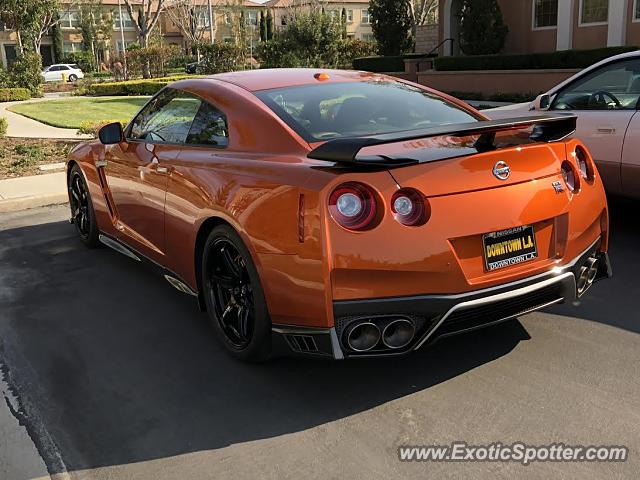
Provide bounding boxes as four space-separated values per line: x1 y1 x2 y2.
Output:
0 0 374 69
439 0 640 56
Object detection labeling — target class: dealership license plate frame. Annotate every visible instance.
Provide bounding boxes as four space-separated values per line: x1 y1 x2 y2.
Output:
482 225 538 272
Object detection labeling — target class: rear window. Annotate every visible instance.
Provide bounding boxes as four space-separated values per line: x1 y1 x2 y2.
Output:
254 81 479 142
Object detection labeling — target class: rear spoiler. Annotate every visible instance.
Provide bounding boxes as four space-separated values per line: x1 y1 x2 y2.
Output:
307 114 577 166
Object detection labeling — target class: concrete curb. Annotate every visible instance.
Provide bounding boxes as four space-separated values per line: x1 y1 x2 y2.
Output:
0 193 68 214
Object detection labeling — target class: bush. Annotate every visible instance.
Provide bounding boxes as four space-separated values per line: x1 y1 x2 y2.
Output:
336 40 378 68
0 117 7 137
198 43 245 74
434 46 639 71
78 119 128 137
369 0 413 56
256 40 304 68
61 51 95 72
458 0 508 55
86 75 196 96
0 88 31 102
125 45 183 78
353 53 431 72
8 53 43 96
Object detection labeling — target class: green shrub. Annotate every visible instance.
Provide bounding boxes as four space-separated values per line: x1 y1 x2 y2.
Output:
0 117 7 137
353 53 431 72
256 40 303 68
458 0 508 55
434 46 638 71
78 119 128 137
198 43 245 74
8 53 43 96
61 52 95 73
0 88 31 102
336 40 378 68
86 75 196 96
124 45 183 78
12 144 45 168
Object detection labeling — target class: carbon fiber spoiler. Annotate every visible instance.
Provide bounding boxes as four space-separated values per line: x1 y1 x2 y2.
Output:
307 114 577 166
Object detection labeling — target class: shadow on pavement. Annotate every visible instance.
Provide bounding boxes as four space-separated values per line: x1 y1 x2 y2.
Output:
0 217 529 473
547 196 640 332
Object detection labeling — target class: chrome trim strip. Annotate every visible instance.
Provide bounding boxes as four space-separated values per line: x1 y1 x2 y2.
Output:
99 234 140 262
164 274 198 296
413 271 576 350
272 326 332 335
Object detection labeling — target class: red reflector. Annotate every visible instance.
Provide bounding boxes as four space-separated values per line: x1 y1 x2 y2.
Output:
314 73 330 81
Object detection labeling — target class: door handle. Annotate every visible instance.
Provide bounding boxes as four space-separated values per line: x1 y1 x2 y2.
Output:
596 126 615 134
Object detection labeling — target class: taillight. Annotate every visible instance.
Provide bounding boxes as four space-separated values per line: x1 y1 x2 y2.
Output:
391 188 429 226
328 182 378 230
561 160 580 193
574 145 595 182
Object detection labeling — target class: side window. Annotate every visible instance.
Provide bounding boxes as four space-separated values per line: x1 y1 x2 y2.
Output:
50 66 61 71
553 59 640 111
129 89 201 144
186 101 229 147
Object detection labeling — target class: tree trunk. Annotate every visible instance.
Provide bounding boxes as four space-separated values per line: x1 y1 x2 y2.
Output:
140 31 151 78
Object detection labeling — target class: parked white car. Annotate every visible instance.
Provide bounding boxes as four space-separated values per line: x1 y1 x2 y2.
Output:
486 50 640 199
41 64 85 82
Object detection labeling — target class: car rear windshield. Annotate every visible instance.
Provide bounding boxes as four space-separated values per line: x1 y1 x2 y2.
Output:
254 81 480 142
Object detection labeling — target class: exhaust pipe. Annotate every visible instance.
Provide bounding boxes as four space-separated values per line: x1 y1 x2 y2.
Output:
345 322 381 352
577 256 599 296
382 318 415 349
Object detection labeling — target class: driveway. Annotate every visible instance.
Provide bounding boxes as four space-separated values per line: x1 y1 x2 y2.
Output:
0 201 639 479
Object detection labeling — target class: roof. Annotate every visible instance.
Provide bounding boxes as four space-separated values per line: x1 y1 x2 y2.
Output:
208 68 385 92
264 0 369 7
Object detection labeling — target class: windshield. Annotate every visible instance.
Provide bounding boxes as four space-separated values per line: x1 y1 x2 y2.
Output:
255 81 480 142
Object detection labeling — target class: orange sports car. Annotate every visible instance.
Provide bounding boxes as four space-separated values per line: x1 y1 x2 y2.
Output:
66 69 611 361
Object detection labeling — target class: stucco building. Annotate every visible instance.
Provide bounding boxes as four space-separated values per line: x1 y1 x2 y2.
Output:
0 0 373 68
439 0 640 56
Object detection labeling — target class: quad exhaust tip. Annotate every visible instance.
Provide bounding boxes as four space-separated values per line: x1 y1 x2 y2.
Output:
577 256 600 296
382 318 416 349
346 322 381 352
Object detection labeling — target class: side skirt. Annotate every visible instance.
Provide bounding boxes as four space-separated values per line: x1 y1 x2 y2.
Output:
98 232 199 299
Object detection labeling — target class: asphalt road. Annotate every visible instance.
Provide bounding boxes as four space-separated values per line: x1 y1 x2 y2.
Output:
0 201 639 480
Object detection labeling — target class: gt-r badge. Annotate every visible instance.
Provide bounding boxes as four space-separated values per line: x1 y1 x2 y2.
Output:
552 180 564 193
493 161 511 180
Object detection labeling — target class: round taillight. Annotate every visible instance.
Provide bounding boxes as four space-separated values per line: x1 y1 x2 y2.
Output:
574 145 595 182
329 182 378 230
391 188 429 226
561 160 580 193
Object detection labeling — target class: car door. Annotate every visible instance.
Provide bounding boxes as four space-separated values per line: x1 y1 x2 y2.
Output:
619 113 640 198
44 66 61 82
550 58 640 195
103 88 202 263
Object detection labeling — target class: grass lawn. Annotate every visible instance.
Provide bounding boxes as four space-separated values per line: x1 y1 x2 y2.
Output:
7 96 150 129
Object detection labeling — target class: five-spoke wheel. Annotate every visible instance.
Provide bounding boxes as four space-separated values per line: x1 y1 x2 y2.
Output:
68 164 99 247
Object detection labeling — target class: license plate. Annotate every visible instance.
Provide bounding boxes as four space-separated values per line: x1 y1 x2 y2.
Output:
483 225 538 271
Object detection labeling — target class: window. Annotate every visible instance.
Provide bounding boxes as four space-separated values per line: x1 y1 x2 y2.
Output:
255 81 479 143
246 11 258 26
129 89 202 144
328 10 339 22
116 40 135 53
194 7 211 28
60 11 80 29
224 12 232 25
63 42 82 53
187 102 229 147
634 0 640 20
361 9 370 24
533 0 558 28
580 0 608 24
113 9 135 29
552 59 640 111
347 9 353 23
362 33 375 42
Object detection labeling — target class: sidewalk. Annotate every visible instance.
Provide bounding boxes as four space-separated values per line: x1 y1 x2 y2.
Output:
0 97 90 139
0 172 67 213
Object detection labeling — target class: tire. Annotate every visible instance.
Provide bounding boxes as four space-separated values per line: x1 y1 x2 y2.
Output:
68 164 99 248
68 74 78 82
201 225 271 362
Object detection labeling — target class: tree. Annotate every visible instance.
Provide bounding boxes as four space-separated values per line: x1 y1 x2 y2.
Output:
77 0 112 70
164 0 208 56
404 0 438 39
0 0 63 54
457 0 508 55
122 0 166 77
341 8 347 40
266 10 274 40
369 0 413 56
259 10 266 42
52 14 64 62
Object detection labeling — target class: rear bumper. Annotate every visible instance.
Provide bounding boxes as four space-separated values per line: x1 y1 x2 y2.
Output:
271 238 610 359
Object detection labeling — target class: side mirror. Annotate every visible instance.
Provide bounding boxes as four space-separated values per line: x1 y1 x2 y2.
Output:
531 94 551 111
98 122 123 144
